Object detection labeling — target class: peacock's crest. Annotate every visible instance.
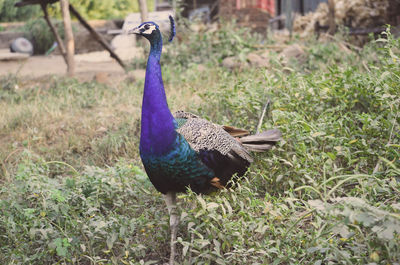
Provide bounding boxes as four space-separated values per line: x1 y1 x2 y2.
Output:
169 15 176 42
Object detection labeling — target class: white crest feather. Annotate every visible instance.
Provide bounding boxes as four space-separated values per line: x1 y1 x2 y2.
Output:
141 24 157 35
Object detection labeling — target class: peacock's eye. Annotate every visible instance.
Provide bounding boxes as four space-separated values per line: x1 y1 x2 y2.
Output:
144 24 150 30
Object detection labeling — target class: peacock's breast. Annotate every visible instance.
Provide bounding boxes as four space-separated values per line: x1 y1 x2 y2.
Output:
140 134 215 194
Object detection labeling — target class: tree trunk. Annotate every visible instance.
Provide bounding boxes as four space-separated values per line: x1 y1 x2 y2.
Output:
60 0 75 77
138 0 148 22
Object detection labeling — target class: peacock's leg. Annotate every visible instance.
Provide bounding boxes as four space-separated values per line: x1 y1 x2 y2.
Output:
164 191 179 265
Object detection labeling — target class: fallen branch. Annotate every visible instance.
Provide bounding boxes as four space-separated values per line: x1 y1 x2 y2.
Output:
256 98 270 134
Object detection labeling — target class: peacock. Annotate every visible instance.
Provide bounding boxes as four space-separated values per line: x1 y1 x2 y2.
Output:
129 16 281 265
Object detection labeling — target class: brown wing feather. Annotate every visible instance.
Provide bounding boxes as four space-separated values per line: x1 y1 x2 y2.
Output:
222 125 250 137
175 115 253 163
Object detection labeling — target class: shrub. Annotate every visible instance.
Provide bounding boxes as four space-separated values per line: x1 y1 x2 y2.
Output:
162 20 263 67
0 0 41 22
21 18 64 54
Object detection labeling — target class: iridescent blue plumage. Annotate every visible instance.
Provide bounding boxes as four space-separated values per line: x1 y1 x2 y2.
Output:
141 129 215 194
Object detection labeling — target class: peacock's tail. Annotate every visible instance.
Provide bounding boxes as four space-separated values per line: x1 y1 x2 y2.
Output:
236 129 282 152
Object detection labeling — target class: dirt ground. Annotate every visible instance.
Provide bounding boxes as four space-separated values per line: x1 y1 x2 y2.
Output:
0 53 128 83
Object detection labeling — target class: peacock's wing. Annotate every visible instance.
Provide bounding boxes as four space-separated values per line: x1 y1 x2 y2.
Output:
174 110 281 152
173 111 253 188
174 110 250 137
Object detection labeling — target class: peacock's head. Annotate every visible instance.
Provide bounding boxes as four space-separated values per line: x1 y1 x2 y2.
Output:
129 22 160 41
129 16 175 43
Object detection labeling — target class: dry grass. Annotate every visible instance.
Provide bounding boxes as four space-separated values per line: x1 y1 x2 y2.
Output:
0 75 138 178
0 66 220 180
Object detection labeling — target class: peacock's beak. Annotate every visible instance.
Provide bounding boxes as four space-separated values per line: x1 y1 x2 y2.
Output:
128 27 141 35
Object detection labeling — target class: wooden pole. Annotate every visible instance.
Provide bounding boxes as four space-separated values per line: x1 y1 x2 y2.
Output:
68 4 126 70
40 3 67 64
60 0 75 76
138 0 148 22
285 0 293 38
327 0 336 35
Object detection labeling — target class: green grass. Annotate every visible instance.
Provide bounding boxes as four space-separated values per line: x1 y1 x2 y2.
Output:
0 25 399 264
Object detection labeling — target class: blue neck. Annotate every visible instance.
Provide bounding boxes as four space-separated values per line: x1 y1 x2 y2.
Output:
140 32 176 155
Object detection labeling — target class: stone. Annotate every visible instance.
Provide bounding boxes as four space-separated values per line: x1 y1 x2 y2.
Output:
247 52 269 68
279 44 307 64
222 56 242 69
96 126 107 134
10 37 33 55
94 72 109 84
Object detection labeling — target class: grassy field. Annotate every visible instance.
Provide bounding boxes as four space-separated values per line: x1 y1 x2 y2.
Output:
0 23 399 264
